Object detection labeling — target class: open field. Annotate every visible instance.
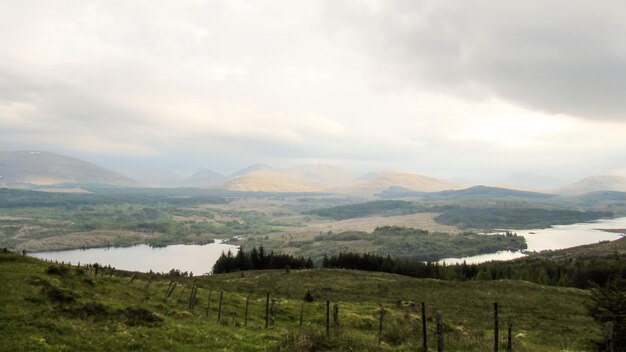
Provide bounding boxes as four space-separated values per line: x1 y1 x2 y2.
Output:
0 250 603 351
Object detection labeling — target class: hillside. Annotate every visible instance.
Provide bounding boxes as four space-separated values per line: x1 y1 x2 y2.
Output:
557 175 626 195
419 185 556 201
0 151 137 187
218 170 325 192
285 164 358 186
340 171 462 196
186 169 226 187
0 251 602 351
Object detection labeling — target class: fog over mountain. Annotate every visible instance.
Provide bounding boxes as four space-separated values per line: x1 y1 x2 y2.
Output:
0 1 624 183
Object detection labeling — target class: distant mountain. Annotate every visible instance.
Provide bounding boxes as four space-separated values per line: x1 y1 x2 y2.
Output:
557 175 626 195
339 171 462 196
417 185 556 200
186 169 226 187
218 170 323 192
285 164 358 186
0 151 138 187
228 164 276 179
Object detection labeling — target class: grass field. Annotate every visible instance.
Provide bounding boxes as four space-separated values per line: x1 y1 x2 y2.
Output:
0 250 602 351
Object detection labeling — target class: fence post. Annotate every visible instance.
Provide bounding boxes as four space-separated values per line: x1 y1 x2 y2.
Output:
494 302 499 352
217 291 223 323
422 302 428 352
333 303 339 334
299 302 304 328
265 292 270 329
436 311 443 352
507 316 512 352
326 300 330 337
244 295 250 328
270 299 276 326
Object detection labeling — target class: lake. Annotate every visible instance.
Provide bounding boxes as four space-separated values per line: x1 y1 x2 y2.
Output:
29 240 238 275
439 216 626 264
30 217 626 272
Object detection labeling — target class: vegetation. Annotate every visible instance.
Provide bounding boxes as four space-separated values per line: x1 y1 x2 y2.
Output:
303 200 438 220
213 246 314 273
263 225 526 262
305 200 613 230
435 207 613 229
0 250 605 351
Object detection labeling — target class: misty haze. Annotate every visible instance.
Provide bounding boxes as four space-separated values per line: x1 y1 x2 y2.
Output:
1 1 625 351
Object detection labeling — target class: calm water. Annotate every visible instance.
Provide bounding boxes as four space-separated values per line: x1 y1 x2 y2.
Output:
29 241 238 275
30 217 626 271
439 216 626 264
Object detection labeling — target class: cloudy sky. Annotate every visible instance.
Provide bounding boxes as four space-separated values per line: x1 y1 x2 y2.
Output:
1 0 625 182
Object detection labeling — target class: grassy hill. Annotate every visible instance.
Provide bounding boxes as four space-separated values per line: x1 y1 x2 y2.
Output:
0 151 137 187
0 250 602 351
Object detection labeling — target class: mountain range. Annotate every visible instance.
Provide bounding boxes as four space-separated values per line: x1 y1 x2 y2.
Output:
2 150 626 196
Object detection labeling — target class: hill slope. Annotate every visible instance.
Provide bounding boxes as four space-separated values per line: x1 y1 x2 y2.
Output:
0 251 602 351
0 151 137 187
557 175 626 195
340 171 462 196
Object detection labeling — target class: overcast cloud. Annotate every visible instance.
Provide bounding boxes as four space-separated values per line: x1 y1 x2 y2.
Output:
0 0 624 181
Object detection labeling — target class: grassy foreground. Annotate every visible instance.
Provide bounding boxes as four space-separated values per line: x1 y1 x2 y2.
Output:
0 250 601 351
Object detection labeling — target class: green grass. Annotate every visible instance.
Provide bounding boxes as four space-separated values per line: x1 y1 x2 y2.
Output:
0 250 602 351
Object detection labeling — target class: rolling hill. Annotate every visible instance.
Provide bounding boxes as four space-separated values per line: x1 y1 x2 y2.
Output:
338 171 462 196
186 169 226 187
218 170 324 192
0 151 138 187
557 175 626 195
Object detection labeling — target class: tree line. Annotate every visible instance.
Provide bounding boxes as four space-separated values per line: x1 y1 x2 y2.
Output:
212 246 314 273
214 247 625 290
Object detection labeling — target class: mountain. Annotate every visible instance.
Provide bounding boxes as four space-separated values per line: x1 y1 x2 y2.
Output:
0 151 138 187
186 169 226 187
557 175 626 195
340 171 462 196
418 185 556 200
218 170 324 192
228 164 276 179
284 164 358 186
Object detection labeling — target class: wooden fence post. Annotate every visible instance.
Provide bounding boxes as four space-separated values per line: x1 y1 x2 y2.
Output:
265 292 270 329
166 282 177 299
326 300 330 337
129 272 137 283
244 295 249 328
422 302 428 352
144 276 154 289
507 316 512 352
299 303 304 328
163 281 173 299
333 303 339 334
270 299 276 326
217 291 224 323
188 284 197 309
436 311 443 352
178 286 186 301
494 302 499 352
378 306 385 345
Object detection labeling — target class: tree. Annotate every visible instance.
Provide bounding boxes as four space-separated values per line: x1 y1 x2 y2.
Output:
587 278 626 351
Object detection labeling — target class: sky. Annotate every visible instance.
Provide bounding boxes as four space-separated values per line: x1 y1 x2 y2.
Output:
0 0 625 183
